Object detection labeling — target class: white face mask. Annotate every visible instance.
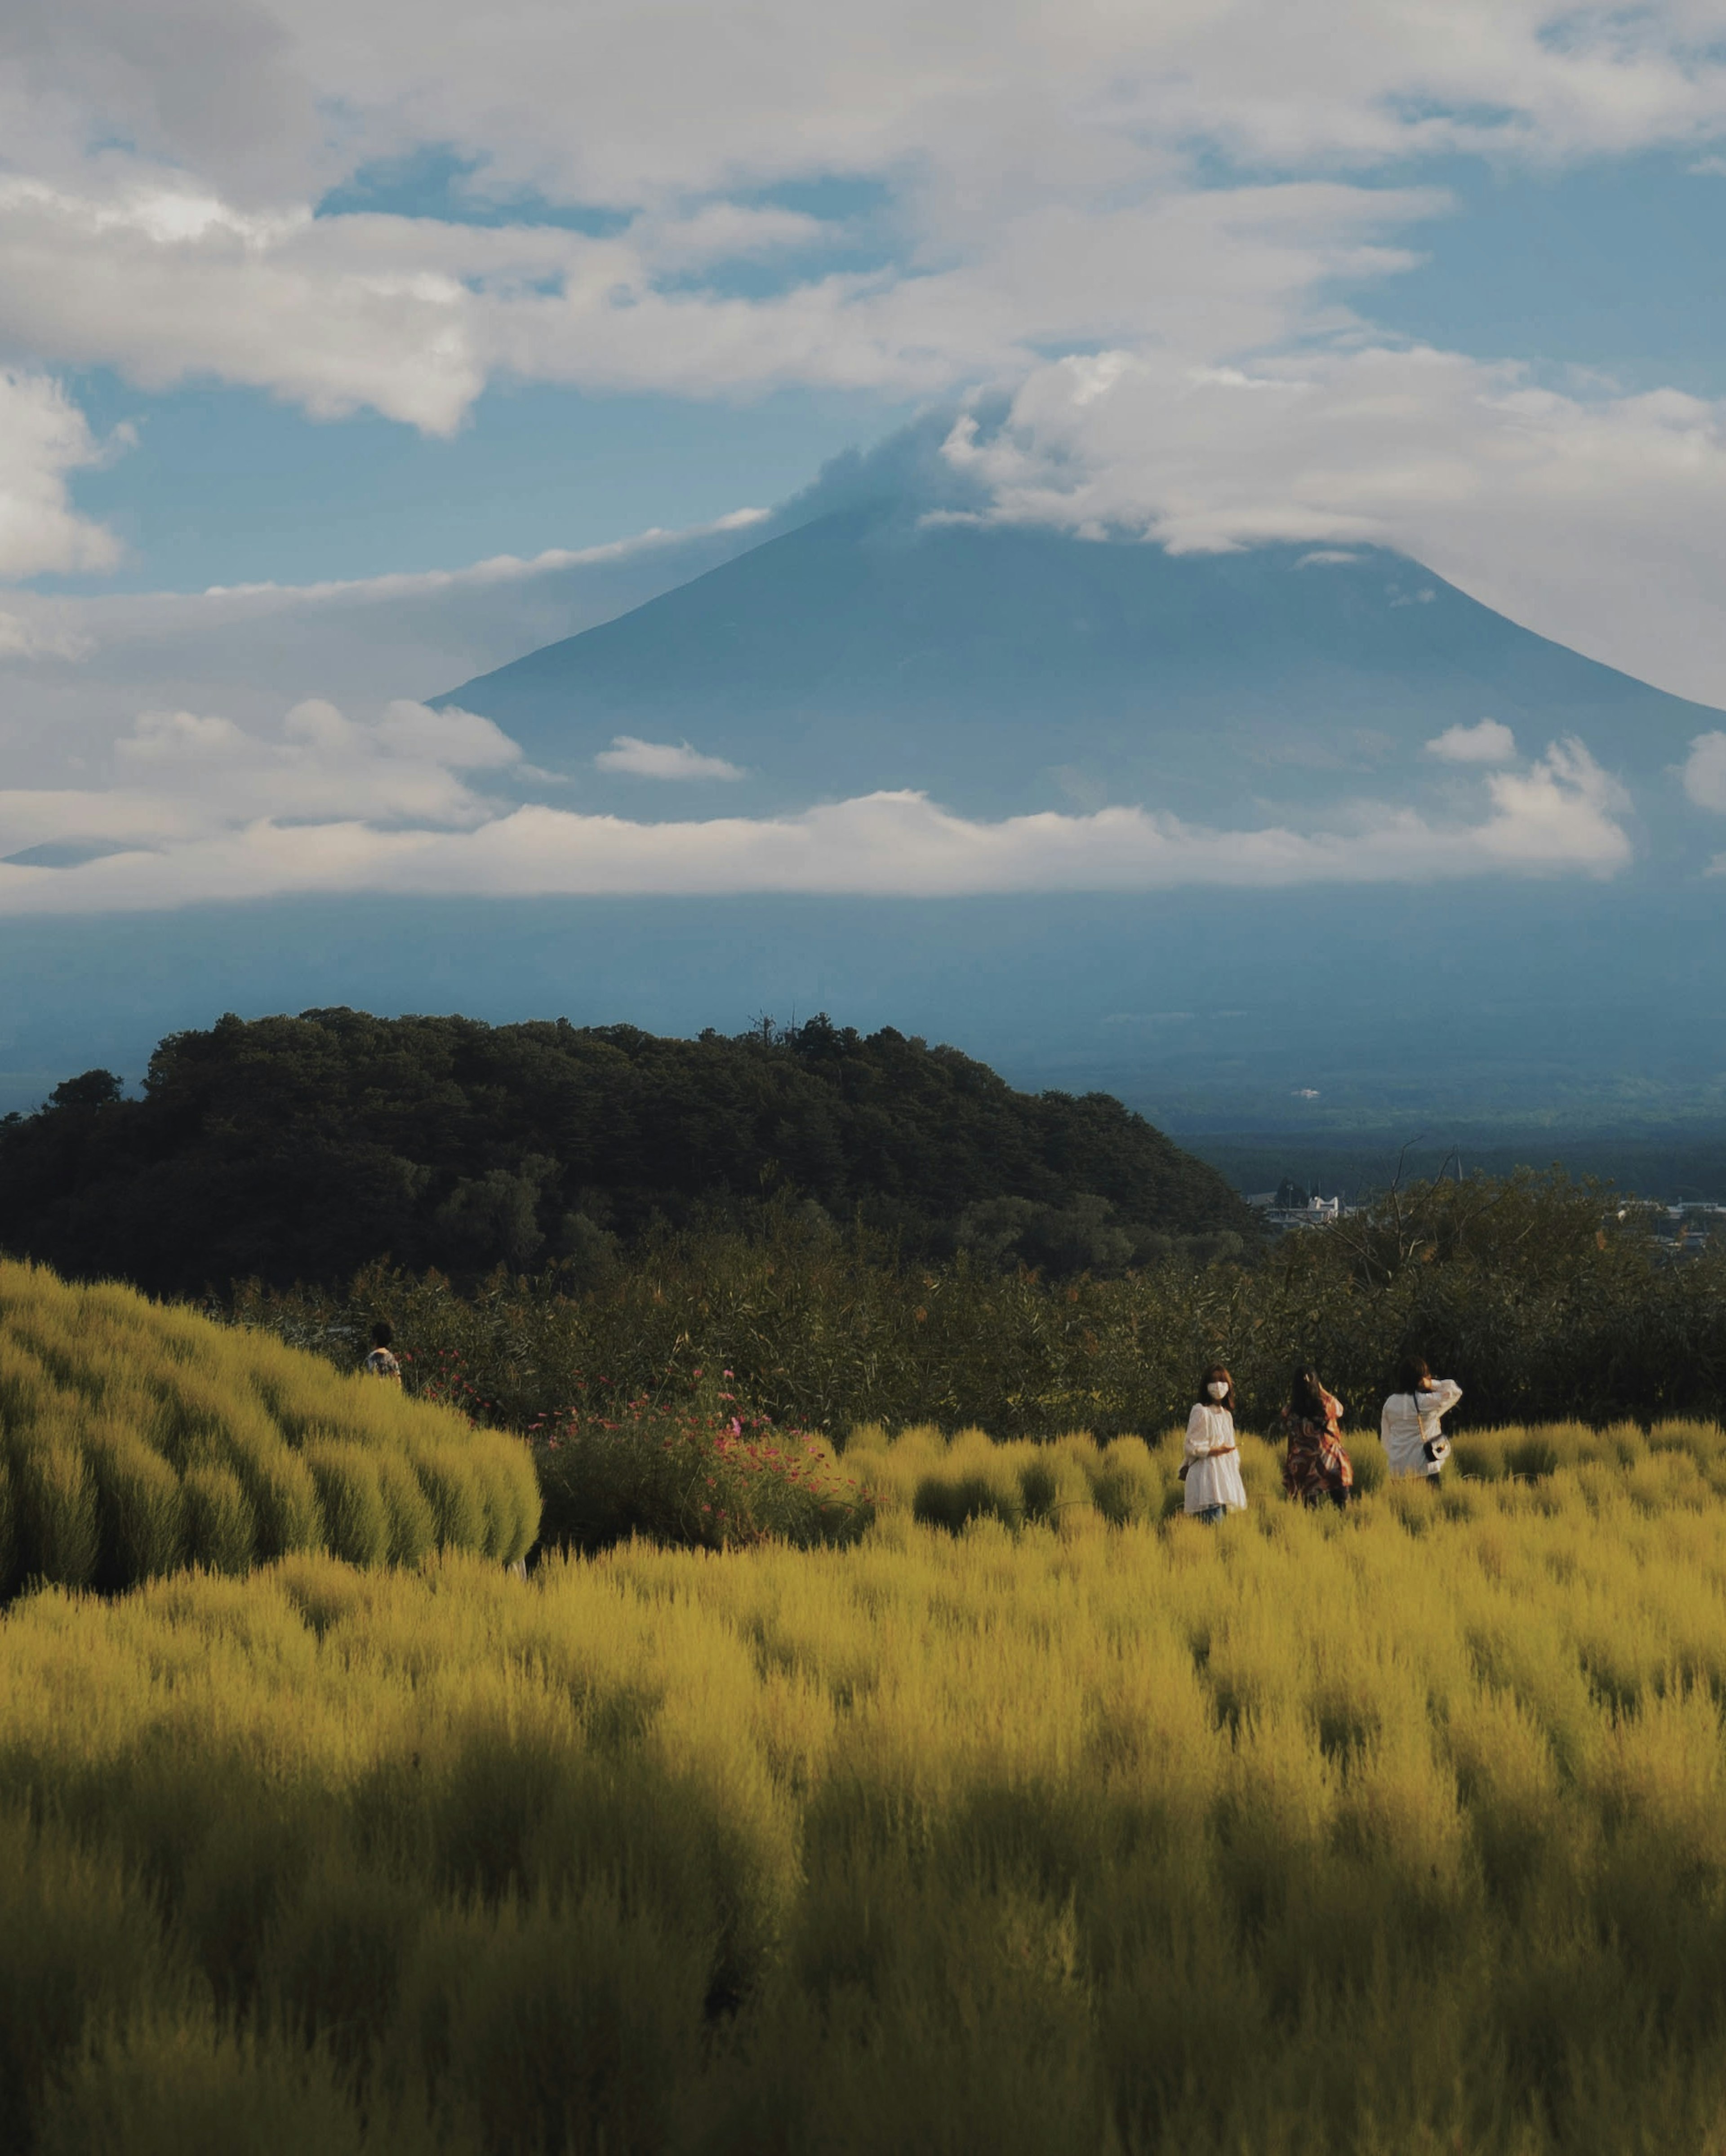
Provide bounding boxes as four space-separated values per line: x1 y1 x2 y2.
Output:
1206 1380 1229 1401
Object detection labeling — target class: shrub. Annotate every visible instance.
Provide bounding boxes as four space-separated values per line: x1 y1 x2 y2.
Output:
84 1428 185 1587
0 1259 537 1593
534 1383 875 1554
301 1444 391 1569
411 1447 490 1556
911 1430 1027 1532
371 1454 439 1568
181 1467 258 1576
1083 1436 1162 1525
6 1430 100 1590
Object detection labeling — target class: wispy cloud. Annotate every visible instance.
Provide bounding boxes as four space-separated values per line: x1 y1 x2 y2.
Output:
0 510 773 785
0 712 1632 911
594 736 744 781
1428 719 1517 764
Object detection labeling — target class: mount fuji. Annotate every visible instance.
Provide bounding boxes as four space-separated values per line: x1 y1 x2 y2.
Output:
437 492 1718 853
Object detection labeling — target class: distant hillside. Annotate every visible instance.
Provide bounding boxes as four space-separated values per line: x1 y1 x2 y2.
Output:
0 1010 1256 1294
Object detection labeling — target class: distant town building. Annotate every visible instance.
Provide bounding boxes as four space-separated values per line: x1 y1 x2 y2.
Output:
1247 1189 1344 1231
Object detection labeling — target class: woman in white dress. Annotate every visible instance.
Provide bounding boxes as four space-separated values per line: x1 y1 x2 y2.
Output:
1380 1356 1462 1480
1184 1364 1249 1522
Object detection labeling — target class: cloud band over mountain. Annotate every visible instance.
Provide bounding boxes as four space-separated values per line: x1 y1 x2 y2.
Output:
0 701 1634 911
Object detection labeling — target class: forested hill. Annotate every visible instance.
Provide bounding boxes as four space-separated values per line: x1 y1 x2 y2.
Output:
0 1010 1256 1295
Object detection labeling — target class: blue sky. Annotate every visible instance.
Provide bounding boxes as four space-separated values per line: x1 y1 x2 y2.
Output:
1352 150 1726 396
7 0 1726 913
51 372 914 592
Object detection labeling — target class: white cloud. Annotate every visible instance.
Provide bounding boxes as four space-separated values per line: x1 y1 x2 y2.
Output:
0 176 486 434
10 0 1726 208
0 719 1631 909
939 347 1726 707
1428 719 1518 764
594 736 744 781
0 369 122 578
0 697 514 858
374 699 521 769
0 169 1450 429
0 1 1722 439
1682 731 1726 811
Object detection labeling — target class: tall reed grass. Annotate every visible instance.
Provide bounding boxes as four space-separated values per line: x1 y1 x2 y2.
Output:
6 1428 1726 2151
0 1260 538 1593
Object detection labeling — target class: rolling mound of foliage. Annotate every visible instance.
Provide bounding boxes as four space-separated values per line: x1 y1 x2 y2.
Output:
9 1448 1726 2153
0 1260 538 1593
0 1008 1254 1296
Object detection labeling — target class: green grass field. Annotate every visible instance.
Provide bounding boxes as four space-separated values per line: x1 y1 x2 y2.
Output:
7 1422 1726 2152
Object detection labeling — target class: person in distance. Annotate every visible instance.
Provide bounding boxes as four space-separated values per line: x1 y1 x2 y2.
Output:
1281 1366 1354 1509
1380 1357 1462 1481
364 1320 402 1384
1183 1363 1248 1522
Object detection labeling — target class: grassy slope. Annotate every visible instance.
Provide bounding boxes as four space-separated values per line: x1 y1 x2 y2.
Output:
6 1432 1726 2152
0 1260 538 1591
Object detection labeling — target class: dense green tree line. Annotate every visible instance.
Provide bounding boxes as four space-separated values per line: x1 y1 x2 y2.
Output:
0 1009 1254 1295
236 1171 1726 1438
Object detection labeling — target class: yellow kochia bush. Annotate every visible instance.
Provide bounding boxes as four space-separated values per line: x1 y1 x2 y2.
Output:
7 1459 1726 2153
0 1260 537 1591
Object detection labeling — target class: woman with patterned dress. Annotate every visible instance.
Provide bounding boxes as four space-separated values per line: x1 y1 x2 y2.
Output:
363 1319 402 1384
1183 1364 1249 1523
1281 1366 1353 1508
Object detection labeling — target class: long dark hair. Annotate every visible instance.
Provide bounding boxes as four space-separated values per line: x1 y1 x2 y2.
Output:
1197 1364 1236 1415
1289 1365 1330 1420
1396 1354 1431 1397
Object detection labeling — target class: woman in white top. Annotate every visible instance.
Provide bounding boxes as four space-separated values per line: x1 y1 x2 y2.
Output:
1380 1356 1461 1480
1184 1364 1249 1521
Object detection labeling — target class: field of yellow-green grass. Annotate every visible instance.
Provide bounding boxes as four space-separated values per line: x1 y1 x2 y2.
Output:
843 1413 1726 1528
8 1425 1726 2153
0 1259 538 1592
